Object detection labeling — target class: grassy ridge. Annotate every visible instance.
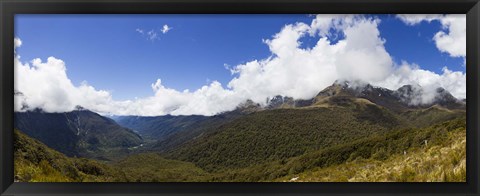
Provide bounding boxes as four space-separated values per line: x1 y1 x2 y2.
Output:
275 125 466 182
207 117 466 182
14 129 122 182
399 106 465 128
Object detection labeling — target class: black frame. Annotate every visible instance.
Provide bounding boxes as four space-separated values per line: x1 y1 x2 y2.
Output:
1 0 479 195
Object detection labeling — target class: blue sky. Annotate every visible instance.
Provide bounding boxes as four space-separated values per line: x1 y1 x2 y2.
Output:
15 15 311 100
15 14 464 101
14 14 466 116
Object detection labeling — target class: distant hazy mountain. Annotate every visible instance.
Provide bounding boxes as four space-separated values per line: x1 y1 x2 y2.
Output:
114 100 268 142
14 107 143 158
115 115 209 140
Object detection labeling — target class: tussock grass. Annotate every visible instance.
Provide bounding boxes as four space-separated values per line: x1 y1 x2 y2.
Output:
275 127 466 182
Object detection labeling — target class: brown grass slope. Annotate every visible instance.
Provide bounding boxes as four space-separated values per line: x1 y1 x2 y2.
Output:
274 119 466 182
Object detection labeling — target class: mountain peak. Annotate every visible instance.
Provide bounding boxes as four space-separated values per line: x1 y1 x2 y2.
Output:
394 84 423 105
74 105 88 111
235 99 263 114
235 81 463 113
316 81 464 111
318 80 392 98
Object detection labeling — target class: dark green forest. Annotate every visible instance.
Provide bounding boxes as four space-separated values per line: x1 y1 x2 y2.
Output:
14 110 466 182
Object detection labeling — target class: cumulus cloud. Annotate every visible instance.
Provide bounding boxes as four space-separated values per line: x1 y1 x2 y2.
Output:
228 15 393 103
434 15 466 58
13 46 243 116
373 61 466 104
111 79 244 116
14 55 116 113
14 14 466 116
14 37 22 49
396 14 466 58
13 39 244 116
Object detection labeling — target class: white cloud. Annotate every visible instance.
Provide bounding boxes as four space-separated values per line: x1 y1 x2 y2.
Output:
99 79 243 116
373 61 466 104
136 28 159 41
434 15 466 58
396 14 443 25
228 15 393 103
13 39 243 116
135 28 144 34
14 37 22 58
14 14 466 116
14 37 22 49
161 24 171 34
335 16 393 82
136 24 171 41
14 54 116 113
146 30 158 41
397 14 466 58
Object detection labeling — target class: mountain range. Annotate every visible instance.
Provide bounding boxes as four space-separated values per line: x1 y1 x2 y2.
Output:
261 80 465 111
152 81 464 171
115 81 464 143
13 80 466 182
